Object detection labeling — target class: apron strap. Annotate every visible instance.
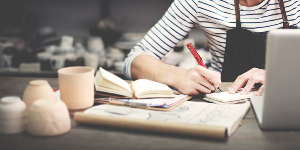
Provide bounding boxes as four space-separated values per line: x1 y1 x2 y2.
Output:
234 0 241 29
278 0 290 28
234 0 289 29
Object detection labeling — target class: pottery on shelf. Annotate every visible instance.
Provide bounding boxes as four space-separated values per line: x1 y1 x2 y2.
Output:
0 96 26 134
22 80 55 113
27 98 71 136
58 66 94 110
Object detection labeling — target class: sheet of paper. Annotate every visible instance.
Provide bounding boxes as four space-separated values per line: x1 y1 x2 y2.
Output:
85 101 250 136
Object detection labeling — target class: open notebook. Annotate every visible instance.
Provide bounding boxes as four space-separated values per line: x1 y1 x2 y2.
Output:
204 89 256 104
94 67 174 99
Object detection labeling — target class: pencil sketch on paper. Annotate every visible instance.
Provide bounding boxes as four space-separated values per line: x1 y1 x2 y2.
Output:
170 105 189 112
148 113 180 121
85 101 250 127
197 105 231 124
104 108 181 121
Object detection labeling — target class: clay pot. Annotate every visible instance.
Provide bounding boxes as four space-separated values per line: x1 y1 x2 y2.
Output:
23 80 55 113
0 96 26 134
27 98 71 136
58 66 94 110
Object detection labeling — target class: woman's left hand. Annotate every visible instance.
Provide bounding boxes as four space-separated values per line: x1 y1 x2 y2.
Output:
228 68 265 96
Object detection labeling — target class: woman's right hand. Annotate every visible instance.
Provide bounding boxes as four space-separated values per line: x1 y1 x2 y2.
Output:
174 66 221 95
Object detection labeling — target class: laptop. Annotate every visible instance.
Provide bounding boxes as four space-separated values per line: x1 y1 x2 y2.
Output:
250 29 300 130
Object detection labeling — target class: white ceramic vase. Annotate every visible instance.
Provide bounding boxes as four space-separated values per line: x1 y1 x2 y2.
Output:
22 80 55 113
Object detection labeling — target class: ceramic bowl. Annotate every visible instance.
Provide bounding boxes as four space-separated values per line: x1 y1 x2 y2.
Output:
23 80 55 113
58 66 94 110
0 96 26 119
27 98 71 136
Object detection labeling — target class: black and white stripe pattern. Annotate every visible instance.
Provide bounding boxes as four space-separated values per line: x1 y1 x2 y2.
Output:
124 0 300 79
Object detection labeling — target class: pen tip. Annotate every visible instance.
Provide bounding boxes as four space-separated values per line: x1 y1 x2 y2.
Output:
218 87 222 92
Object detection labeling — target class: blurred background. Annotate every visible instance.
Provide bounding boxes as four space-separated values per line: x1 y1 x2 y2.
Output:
0 0 210 79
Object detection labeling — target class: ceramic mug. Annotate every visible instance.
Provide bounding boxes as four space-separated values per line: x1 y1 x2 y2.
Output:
50 55 65 70
58 66 94 110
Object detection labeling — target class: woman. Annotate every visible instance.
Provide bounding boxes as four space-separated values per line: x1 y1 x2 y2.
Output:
123 0 300 96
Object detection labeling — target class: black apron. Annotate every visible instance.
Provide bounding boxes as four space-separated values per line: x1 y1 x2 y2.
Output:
221 0 298 82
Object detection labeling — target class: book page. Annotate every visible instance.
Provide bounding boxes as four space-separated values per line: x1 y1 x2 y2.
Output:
132 79 173 98
99 68 132 93
84 101 250 136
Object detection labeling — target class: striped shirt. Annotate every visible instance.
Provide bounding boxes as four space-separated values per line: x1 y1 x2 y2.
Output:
123 0 300 79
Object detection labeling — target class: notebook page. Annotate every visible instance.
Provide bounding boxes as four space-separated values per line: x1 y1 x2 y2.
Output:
100 67 132 93
132 79 173 98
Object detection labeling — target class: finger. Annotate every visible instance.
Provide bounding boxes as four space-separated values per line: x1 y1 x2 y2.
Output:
240 76 257 95
189 70 214 91
194 82 211 94
228 68 259 94
228 76 248 94
198 76 216 91
253 85 265 96
196 66 221 88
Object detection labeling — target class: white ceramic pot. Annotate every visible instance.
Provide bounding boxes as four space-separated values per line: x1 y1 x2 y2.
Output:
0 117 26 126
27 98 71 136
0 123 26 134
0 96 26 119
0 96 27 134
22 80 55 113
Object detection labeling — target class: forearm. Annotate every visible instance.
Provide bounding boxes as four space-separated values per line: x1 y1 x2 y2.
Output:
131 54 185 88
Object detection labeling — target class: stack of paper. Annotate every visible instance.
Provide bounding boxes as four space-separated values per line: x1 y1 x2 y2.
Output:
204 89 256 104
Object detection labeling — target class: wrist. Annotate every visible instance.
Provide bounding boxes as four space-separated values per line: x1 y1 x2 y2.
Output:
165 65 186 89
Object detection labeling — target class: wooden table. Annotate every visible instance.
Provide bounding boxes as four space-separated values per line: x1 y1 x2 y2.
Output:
0 77 300 150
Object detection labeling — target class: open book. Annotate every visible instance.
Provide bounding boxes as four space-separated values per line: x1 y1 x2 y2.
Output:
94 67 174 99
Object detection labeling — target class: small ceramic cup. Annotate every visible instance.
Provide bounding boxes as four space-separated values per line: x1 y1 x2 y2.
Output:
27 98 71 136
23 80 55 113
58 66 94 110
0 96 26 134
50 55 66 70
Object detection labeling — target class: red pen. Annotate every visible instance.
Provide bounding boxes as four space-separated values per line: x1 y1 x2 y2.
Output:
186 43 222 92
